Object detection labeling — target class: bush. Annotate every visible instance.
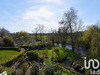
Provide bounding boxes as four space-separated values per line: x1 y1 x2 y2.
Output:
47 41 53 48
54 48 59 57
3 36 14 47
27 51 39 62
38 57 44 63
18 57 25 64
45 63 62 75
31 62 39 75
21 63 28 75
4 50 24 67
45 63 55 75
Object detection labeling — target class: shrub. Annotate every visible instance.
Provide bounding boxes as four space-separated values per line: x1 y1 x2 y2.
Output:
54 48 59 57
3 36 14 47
54 70 62 75
18 57 25 64
45 63 58 75
27 51 38 62
45 63 63 75
21 63 28 75
38 57 44 63
47 41 53 48
31 62 39 75
4 50 24 67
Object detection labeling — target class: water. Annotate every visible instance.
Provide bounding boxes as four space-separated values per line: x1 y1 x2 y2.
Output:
54 43 85 66
54 43 85 56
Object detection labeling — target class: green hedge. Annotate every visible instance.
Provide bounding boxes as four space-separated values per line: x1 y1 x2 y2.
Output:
3 50 24 67
0 47 18 50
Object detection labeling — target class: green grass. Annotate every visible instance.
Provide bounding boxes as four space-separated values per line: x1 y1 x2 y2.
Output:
34 46 79 64
0 50 24 64
34 46 68 64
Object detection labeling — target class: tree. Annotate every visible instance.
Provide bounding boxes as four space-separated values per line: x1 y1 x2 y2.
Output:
18 31 29 44
33 27 39 41
18 31 29 39
33 24 45 41
59 7 83 51
3 35 14 47
57 27 67 47
38 24 45 40
27 51 39 62
50 29 56 46
84 25 100 57
0 28 10 37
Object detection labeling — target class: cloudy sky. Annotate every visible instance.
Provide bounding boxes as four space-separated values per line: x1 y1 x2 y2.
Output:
0 0 100 33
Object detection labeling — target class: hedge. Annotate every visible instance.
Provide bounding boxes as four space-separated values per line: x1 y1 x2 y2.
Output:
0 47 18 51
3 50 24 67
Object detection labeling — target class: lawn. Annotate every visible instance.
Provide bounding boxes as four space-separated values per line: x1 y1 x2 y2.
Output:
34 46 68 64
34 46 80 64
0 50 24 64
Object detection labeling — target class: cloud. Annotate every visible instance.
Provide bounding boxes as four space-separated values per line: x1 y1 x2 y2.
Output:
22 6 54 20
6 6 59 33
0 0 65 33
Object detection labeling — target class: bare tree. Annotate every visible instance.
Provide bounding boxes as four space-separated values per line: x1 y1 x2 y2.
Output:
33 27 39 41
33 24 45 41
59 7 83 51
38 24 45 40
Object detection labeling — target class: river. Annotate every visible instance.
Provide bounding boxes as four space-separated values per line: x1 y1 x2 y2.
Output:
54 43 85 67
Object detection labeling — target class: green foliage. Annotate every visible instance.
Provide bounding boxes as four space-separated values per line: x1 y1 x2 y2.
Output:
45 63 57 75
84 25 100 57
45 63 75 75
31 62 39 75
31 35 48 40
3 36 14 47
47 41 53 48
84 25 99 49
78 36 86 47
27 51 39 62
54 48 59 57
18 57 25 64
34 46 79 64
18 31 29 39
34 46 67 64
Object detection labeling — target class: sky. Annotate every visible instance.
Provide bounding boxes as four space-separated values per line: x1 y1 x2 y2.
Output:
0 0 100 33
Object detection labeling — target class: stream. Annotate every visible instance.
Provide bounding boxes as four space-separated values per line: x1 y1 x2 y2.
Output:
54 43 85 67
